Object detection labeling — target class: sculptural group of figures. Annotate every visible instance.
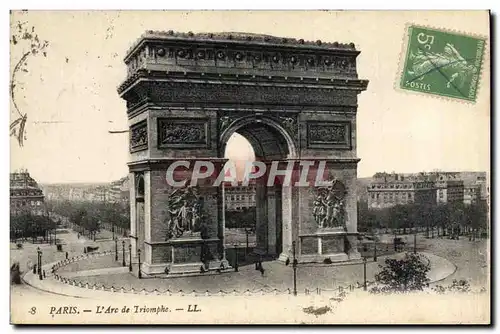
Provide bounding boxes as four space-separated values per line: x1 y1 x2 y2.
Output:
313 185 346 229
166 187 203 240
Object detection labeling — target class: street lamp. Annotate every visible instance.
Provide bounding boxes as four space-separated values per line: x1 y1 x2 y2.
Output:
413 232 417 254
129 244 132 272
137 248 142 279
244 228 251 260
292 241 298 296
46 212 51 245
37 247 43 280
363 257 367 291
114 238 118 261
35 247 40 275
53 215 57 246
122 240 126 267
233 244 239 272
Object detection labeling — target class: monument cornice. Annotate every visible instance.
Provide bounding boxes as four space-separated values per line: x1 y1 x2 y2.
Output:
128 158 229 172
124 31 360 64
118 31 363 93
122 79 363 114
127 157 361 173
127 104 358 120
118 70 368 96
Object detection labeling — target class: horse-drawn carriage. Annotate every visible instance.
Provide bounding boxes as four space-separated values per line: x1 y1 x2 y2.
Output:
83 243 99 253
393 237 406 252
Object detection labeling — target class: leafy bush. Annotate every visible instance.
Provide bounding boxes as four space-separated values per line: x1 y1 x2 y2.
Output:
433 279 471 294
370 253 430 293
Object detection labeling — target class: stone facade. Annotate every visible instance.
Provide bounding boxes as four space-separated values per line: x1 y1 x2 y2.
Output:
435 180 464 204
367 174 437 209
464 185 481 205
367 172 471 208
224 181 256 211
10 171 46 216
119 31 368 275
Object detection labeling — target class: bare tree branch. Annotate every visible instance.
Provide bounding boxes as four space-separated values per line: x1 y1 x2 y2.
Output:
10 51 30 119
10 21 49 147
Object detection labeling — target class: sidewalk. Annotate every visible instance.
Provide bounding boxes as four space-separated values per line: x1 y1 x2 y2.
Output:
22 251 457 300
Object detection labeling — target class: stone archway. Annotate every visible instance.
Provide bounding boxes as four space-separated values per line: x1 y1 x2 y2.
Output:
220 115 298 259
119 31 369 276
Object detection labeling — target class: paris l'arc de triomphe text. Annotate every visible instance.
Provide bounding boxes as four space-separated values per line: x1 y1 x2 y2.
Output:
118 31 369 276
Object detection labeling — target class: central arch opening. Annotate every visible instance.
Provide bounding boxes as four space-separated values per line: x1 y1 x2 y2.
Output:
222 119 294 259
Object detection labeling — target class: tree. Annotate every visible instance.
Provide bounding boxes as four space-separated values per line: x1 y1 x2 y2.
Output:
390 205 412 233
371 253 431 293
83 213 100 235
357 200 378 232
10 212 51 242
70 208 86 227
10 19 49 146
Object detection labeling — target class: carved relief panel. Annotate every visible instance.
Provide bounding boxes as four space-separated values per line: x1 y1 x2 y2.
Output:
312 180 347 229
164 186 206 240
157 118 210 149
306 121 352 149
129 120 148 152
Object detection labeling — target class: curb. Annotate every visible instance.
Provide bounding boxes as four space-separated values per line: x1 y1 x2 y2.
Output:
21 267 86 299
20 249 460 299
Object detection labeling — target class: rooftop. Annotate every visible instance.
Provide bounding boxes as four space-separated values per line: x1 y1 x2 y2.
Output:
10 172 42 190
125 30 357 61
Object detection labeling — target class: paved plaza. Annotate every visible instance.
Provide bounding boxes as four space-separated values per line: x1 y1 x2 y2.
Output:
12 225 489 301
48 251 455 293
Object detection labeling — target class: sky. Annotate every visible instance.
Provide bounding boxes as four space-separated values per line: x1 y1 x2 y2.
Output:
9 10 490 183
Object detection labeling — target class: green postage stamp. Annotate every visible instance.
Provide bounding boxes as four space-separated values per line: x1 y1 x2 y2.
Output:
400 25 486 102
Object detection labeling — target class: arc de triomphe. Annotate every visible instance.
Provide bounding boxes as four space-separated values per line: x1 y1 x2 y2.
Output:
118 31 369 276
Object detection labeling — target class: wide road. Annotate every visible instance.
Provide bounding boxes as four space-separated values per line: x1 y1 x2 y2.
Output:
10 226 130 309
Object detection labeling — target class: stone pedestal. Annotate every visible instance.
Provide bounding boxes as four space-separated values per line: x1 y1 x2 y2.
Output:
129 161 229 277
294 160 361 263
299 231 346 263
140 238 231 276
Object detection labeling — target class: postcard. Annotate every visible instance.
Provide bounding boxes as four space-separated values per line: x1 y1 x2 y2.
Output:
10 10 490 324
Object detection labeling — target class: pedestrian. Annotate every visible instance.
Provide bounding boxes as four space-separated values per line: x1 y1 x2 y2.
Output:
65 251 68 260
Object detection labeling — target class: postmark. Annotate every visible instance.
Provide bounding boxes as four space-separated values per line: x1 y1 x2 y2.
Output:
399 25 486 102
